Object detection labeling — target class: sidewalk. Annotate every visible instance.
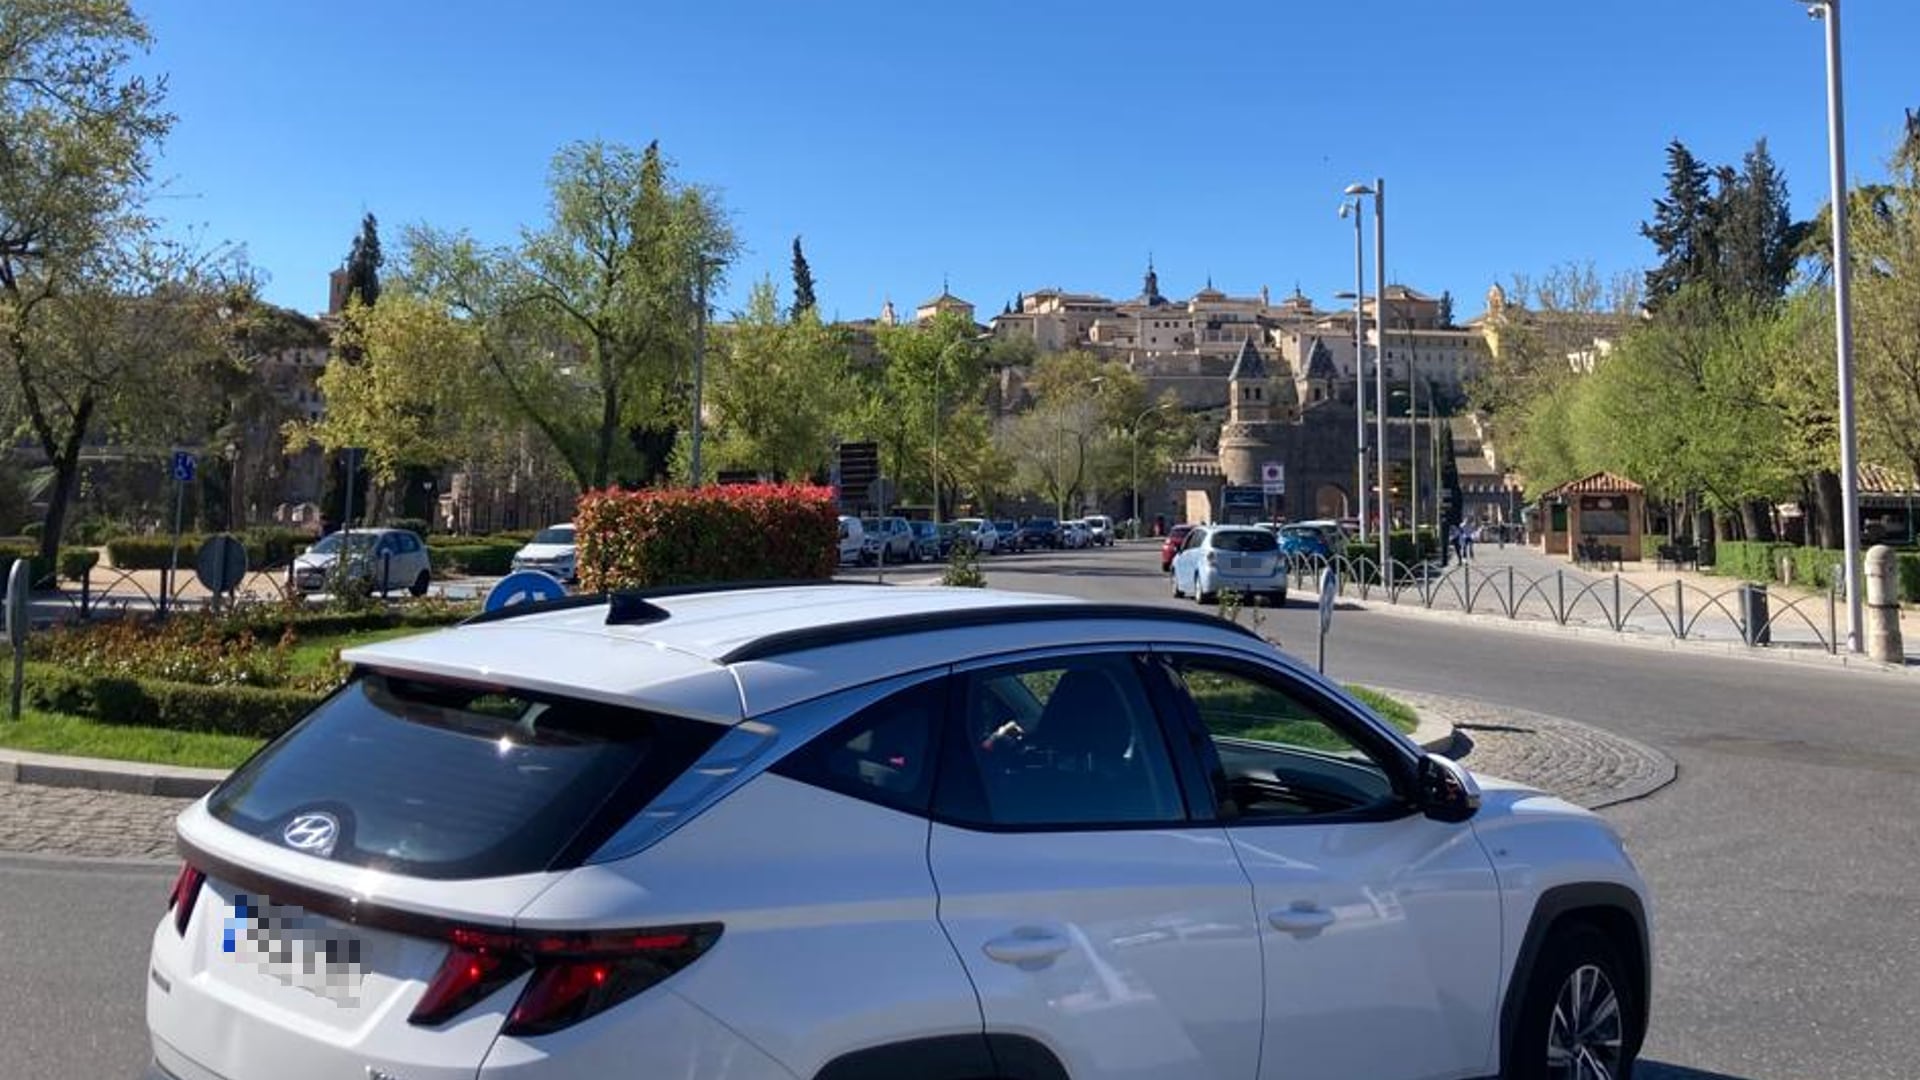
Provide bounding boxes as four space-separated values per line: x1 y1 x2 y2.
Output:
1370 540 1918 661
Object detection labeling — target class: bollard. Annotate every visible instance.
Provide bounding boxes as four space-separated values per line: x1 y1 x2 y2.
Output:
1865 545 1905 663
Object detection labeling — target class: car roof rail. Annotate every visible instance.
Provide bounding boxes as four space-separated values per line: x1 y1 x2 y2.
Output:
458 578 880 628
720 602 1267 664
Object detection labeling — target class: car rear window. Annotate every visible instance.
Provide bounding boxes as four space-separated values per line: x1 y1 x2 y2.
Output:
207 674 724 880
1213 529 1280 553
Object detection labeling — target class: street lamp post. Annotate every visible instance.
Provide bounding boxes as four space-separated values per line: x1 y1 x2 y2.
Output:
1130 401 1172 540
1339 200 1368 543
1800 0 1864 652
1347 179 1389 587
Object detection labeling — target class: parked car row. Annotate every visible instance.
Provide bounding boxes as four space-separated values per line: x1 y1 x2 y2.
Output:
836 513 1118 565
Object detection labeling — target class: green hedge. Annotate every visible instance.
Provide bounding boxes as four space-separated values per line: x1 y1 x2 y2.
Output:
1710 540 1920 602
577 483 837 591
105 529 315 571
22 661 322 739
428 541 519 576
0 543 99 586
216 603 472 641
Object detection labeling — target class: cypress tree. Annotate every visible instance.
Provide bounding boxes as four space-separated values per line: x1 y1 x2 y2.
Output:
790 236 817 318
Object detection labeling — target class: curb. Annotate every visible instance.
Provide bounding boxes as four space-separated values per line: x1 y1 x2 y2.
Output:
1351 596 1919 678
1407 710 1457 755
0 747 226 798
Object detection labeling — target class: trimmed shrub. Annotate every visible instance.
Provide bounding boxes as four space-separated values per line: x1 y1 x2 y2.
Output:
104 535 197 571
1387 529 1440 566
577 483 838 591
22 662 321 739
59 548 100 581
0 542 56 588
1899 551 1920 604
241 528 313 567
388 517 432 538
428 541 519 576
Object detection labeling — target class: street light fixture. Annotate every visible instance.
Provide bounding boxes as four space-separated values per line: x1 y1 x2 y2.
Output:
1794 0 1864 652
1336 200 1368 543
1346 179 1389 587
1129 401 1174 540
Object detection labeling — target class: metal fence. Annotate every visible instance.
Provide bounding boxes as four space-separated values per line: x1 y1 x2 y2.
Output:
17 554 428 623
1281 553 1846 654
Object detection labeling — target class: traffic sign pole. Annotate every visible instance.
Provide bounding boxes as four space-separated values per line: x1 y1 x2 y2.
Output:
164 450 195 615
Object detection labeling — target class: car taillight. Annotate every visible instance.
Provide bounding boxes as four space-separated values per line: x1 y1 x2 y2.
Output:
409 922 721 1036
166 863 206 936
1205 551 1217 566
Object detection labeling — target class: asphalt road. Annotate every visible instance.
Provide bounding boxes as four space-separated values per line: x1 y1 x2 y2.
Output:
14 544 1919 1079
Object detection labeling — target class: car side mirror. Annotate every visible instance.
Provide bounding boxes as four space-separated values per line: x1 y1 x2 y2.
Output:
1415 753 1480 823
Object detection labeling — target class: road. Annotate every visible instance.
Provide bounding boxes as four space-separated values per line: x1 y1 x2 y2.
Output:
11 544 1918 1079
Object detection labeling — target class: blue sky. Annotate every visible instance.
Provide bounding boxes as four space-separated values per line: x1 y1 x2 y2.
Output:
140 0 1920 323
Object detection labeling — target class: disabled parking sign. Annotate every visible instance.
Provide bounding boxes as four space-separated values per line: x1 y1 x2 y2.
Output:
484 570 568 612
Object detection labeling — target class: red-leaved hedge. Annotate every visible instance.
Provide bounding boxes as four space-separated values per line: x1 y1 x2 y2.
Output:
576 483 839 592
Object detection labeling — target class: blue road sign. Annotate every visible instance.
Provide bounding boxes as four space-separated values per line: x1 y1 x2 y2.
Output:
484 570 568 613
171 450 197 484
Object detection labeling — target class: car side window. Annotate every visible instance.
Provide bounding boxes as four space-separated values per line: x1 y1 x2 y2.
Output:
771 677 945 815
376 535 398 556
935 654 1186 829
1165 657 1398 820
1183 530 1205 552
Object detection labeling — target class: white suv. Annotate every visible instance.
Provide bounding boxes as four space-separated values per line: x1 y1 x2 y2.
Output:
147 583 1650 1080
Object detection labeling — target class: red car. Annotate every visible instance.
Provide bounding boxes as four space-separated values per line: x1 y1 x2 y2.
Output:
1160 523 1194 572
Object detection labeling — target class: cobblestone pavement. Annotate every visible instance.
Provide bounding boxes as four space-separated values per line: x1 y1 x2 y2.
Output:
1384 687 1678 809
0 782 190 861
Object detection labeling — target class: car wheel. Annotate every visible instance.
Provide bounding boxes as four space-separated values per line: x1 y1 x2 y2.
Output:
409 570 430 598
1508 922 1638 1080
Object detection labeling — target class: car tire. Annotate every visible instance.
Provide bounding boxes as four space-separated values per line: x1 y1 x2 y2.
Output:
1507 921 1638 1080
1171 574 1183 598
409 570 430 598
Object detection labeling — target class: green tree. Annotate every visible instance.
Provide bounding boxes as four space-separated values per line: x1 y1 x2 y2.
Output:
1713 140 1802 305
789 235 816 318
1640 140 1718 309
852 312 988 515
290 294 486 496
0 0 178 560
1854 125 1920 502
406 139 737 490
344 213 383 308
703 280 855 481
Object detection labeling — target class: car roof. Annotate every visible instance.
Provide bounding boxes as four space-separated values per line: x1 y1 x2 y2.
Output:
342 583 1272 722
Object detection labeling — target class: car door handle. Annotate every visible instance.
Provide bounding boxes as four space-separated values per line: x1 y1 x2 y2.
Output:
1269 904 1336 934
983 931 1072 965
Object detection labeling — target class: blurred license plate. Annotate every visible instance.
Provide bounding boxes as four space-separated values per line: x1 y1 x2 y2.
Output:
223 893 364 1007
1230 557 1249 569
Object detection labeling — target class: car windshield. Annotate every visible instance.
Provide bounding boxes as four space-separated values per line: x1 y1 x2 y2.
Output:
309 532 378 555
1028 518 1056 528
531 526 574 545
1213 529 1280 553
861 518 881 531
996 521 1017 531
1281 526 1321 540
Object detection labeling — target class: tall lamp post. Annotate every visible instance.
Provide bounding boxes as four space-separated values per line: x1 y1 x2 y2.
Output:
1339 198 1368 543
1129 401 1173 539
1797 0 1863 652
1346 180 1388 587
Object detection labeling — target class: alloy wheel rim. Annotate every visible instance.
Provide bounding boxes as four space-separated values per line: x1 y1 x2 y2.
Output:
1547 963 1623 1080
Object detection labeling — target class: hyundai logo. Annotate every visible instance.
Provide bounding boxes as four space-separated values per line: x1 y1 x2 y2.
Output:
282 812 340 857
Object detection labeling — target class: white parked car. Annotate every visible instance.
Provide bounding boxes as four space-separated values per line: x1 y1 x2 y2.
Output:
1061 520 1092 549
860 516 914 564
1171 524 1288 606
1083 514 1114 546
511 523 578 582
292 528 432 597
836 515 865 565
949 517 1000 555
148 582 1650 1080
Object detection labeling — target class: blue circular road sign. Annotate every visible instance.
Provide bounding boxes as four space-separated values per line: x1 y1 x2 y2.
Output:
484 570 568 612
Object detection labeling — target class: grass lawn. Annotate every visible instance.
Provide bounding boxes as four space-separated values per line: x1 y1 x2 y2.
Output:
1348 685 1419 733
0 708 264 770
285 624 437 678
